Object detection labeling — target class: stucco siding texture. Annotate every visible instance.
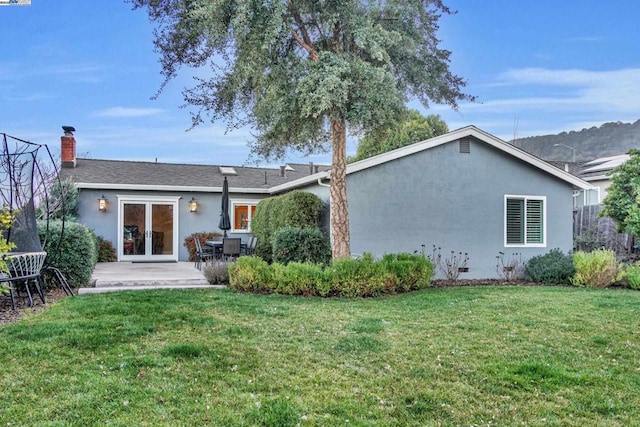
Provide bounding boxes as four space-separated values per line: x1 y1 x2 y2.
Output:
346 138 575 279
77 189 266 261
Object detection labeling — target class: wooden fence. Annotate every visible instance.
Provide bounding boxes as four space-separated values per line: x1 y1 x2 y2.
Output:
573 205 635 255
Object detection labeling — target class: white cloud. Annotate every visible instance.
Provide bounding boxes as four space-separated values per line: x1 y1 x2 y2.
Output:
444 68 640 115
500 68 640 112
565 36 604 43
426 67 640 143
93 107 165 118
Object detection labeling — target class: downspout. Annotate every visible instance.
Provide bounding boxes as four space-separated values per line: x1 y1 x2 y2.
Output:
317 177 330 188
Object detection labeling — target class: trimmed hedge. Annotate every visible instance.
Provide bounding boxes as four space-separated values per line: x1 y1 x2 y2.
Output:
251 191 325 262
272 227 331 265
38 220 97 288
229 252 435 297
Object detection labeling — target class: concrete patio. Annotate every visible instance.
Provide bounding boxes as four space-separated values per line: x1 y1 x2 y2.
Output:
80 261 225 294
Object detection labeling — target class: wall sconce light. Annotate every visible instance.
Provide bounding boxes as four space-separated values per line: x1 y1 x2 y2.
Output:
189 197 198 213
98 195 108 212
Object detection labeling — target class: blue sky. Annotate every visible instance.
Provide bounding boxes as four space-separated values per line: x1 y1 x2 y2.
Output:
2 1 639 166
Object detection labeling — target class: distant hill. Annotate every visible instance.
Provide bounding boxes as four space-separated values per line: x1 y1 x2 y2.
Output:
511 119 640 162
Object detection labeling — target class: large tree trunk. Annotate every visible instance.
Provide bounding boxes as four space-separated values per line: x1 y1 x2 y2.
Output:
330 118 351 259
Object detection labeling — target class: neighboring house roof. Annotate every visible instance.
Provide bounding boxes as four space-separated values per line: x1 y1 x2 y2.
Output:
545 160 588 177
579 154 630 182
271 125 593 193
60 158 330 193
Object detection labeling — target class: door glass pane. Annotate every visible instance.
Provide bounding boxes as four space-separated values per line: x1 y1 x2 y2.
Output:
152 204 173 255
123 204 146 255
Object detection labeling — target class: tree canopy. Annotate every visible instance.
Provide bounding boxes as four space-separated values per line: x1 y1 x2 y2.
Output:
349 110 448 162
130 0 474 258
601 149 640 237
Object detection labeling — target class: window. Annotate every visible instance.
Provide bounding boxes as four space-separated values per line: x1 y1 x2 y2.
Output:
505 195 546 247
232 201 257 232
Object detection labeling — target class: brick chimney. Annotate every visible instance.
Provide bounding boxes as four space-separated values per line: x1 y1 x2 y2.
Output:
61 126 76 168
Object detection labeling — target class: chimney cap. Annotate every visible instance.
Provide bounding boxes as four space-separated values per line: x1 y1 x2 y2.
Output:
62 126 76 133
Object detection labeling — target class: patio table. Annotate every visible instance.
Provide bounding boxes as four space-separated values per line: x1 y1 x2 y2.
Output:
206 241 247 259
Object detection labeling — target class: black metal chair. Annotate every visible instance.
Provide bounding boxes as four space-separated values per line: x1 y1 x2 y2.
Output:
222 238 242 261
194 235 215 270
4 252 47 311
242 235 258 255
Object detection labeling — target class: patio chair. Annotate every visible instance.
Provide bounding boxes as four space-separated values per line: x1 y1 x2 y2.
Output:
194 235 215 270
222 238 242 261
4 251 47 311
242 235 258 255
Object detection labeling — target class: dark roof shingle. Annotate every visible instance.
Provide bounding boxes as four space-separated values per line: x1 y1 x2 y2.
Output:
59 158 330 190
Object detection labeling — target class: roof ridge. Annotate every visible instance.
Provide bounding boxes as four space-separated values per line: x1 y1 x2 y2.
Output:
75 157 318 171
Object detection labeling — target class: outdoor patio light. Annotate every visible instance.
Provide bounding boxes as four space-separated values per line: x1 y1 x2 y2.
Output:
98 195 108 212
189 197 198 213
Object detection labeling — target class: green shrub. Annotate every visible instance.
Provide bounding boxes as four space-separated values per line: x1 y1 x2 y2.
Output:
272 227 331 265
183 231 223 262
621 262 640 290
251 191 325 262
330 253 386 297
524 248 575 284
380 252 435 292
251 197 277 262
228 256 274 293
272 262 328 296
38 220 97 287
95 235 116 262
229 252 434 298
572 249 620 288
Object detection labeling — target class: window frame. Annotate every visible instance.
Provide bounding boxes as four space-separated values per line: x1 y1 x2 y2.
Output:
504 194 547 248
230 199 258 233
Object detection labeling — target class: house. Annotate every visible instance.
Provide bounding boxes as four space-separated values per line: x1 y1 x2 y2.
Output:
271 126 593 278
61 125 592 279
58 128 329 263
575 154 630 206
570 154 634 253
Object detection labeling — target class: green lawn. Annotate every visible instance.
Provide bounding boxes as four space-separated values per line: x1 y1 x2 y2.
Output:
1 286 639 426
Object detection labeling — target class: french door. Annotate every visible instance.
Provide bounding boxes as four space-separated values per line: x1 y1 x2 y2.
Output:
118 196 179 261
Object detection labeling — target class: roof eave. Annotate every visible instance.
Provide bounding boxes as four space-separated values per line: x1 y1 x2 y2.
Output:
268 171 331 194
74 182 271 194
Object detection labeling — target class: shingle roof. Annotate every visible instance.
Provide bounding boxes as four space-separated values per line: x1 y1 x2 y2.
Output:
60 158 330 192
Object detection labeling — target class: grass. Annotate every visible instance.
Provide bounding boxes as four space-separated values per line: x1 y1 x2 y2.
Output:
1 286 640 426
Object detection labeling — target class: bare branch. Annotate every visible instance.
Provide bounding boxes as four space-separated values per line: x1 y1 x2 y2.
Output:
290 28 318 61
287 1 318 61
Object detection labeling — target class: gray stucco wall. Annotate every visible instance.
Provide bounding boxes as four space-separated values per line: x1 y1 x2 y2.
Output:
76 189 266 261
346 138 575 279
